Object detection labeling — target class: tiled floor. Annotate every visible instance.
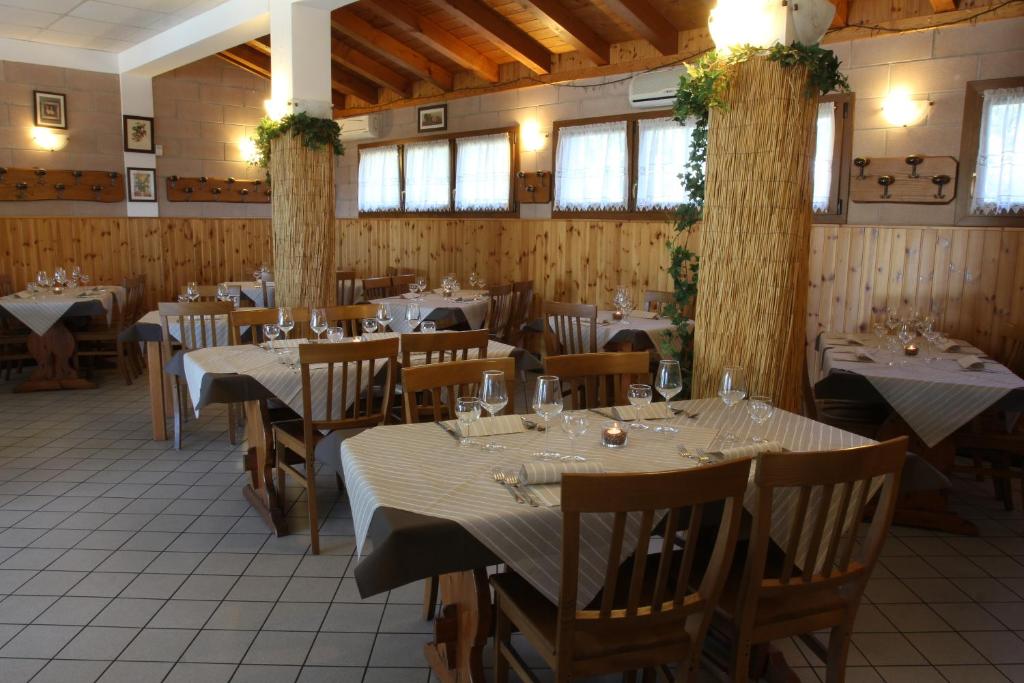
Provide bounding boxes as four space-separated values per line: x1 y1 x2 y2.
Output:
0 372 1022 682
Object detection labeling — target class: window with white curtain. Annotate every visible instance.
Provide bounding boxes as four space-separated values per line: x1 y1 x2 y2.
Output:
971 86 1024 216
358 145 401 212
812 101 836 213
636 117 694 210
554 120 628 211
455 132 511 211
404 139 451 212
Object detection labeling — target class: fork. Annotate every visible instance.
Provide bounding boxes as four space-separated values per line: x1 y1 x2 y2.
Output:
492 469 524 504
503 471 539 507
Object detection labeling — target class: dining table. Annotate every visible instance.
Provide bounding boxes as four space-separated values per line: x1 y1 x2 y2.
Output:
815 331 1024 534
527 310 686 356
338 398 873 682
0 285 125 392
220 280 275 308
370 290 489 334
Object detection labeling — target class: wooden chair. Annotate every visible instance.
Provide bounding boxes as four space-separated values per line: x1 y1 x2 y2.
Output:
325 304 379 338
542 300 598 355
400 329 490 423
158 301 235 449
543 352 650 409
697 438 907 682
485 283 515 340
336 270 358 305
803 361 887 440
643 290 675 315
272 337 399 554
0 274 31 380
228 307 313 345
74 280 141 385
390 274 415 297
386 266 416 277
506 280 535 347
362 276 392 300
259 279 274 308
491 458 753 683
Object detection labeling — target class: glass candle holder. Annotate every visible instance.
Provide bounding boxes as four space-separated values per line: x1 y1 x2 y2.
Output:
904 344 919 356
601 420 629 448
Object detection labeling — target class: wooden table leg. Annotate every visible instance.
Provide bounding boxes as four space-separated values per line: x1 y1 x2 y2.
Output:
424 569 491 683
16 321 96 392
146 342 168 441
240 400 288 536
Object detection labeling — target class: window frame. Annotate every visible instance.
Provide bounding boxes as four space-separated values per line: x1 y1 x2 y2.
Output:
956 77 1024 227
813 92 854 225
357 125 518 218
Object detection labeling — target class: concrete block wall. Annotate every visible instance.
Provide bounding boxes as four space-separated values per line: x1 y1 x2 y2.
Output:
0 60 124 217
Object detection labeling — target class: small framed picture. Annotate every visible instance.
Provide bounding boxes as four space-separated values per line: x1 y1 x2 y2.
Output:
126 167 157 202
34 91 67 129
123 115 155 153
417 104 447 133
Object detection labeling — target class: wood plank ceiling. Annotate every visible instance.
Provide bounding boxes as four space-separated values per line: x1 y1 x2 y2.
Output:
216 0 969 117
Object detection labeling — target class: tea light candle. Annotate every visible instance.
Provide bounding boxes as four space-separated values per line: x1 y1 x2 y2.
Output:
611 309 624 321
601 420 628 448
904 344 919 356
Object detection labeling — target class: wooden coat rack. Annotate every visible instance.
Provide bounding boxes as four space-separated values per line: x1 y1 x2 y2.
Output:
0 167 125 202
165 176 271 203
850 155 957 204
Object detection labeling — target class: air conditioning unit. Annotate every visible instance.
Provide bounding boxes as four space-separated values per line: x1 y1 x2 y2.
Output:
338 114 381 141
628 68 684 109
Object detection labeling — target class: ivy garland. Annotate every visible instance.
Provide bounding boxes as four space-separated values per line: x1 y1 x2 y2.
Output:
251 111 344 175
662 42 848 395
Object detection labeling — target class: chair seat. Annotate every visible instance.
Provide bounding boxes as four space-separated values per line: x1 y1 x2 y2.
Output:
272 418 323 455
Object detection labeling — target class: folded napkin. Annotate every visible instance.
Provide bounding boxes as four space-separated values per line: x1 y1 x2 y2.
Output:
937 340 962 352
957 355 986 370
630 310 659 320
519 460 605 485
833 349 875 363
400 292 419 299
710 441 784 461
676 425 720 452
608 404 674 421
443 415 526 437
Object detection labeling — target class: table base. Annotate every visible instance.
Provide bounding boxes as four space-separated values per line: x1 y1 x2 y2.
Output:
425 569 491 683
17 322 96 392
241 400 289 537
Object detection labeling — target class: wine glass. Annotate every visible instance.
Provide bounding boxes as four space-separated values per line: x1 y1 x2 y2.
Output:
408 282 420 298
923 324 940 362
620 293 635 326
884 307 900 335
216 283 230 302
532 375 563 459
277 307 295 345
262 323 280 352
474 279 487 300
36 271 49 290
872 320 887 350
79 273 91 289
325 326 345 343
626 383 652 430
376 303 393 332
718 366 747 444
405 302 421 325
420 320 437 333
654 360 682 433
455 397 481 446
361 318 379 340
561 413 589 462
479 370 509 450
416 276 427 296
310 308 328 341
747 395 775 443
468 272 479 288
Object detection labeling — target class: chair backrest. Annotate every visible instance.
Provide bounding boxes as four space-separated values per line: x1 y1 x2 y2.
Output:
736 438 907 638
1001 323 1023 376
120 276 145 327
228 307 314 345
297 337 399 449
260 279 274 307
544 351 650 409
542 300 598 355
324 304 380 338
485 283 515 340
506 280 535 346
0 274 14 297
400 329 489 366
178 284 221 301
336 270 357 305
557 459 752 670
158 301 234 353
363 276 391 300
643 290 675 314
386 266 415 277
390 274 415 296
401 356 517 423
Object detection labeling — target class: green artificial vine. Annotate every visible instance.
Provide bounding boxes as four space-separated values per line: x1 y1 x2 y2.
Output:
663 42 848 395
251 111 344 176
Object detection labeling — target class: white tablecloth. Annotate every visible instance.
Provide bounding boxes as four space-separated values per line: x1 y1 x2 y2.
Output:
341 397 874 607
0 286 124 336
221 281 275 308
819 332 1024 447
370 292 489 334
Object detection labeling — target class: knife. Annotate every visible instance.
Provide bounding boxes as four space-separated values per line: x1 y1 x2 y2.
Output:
435 421 461 442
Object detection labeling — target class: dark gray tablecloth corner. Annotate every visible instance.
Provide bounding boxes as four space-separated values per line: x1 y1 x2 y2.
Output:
510 347 542 372
353 506 498 598
900 452 952 495
119 321 163 343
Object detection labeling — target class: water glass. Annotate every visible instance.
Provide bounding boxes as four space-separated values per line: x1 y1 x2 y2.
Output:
872 321 887 349
408 283 420 298
654 360 682 433
746 395 775 443
277 307 295 343
455 397 481 446
406 302 421 323
626 383 652 430
420 320 437 333
416 276 427 294
479 370 509 418
532 375 563 459
561 413 589 461
361 318 379 340
262 323 280 352
718 366 747 443
310 308 328 340
376 303 393 331
325 326 345 343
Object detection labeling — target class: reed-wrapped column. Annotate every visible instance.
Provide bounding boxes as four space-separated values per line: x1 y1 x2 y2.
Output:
269 133 335 308
692 55 817 411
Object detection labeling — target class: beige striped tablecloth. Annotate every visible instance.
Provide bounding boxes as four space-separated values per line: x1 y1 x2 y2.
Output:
341 397 873 608
371 293 489 334
0 286 124 336
820 333 1024 447
137 310 234 348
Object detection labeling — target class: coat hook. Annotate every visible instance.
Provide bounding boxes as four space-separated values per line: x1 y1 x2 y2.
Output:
853 157 870 179
239 188 249 202
516 171 526 178
71 170 83 185
226 177 236 184
0 167 7 183
54 183 66 199
199 176 208 185
878 175 894 199
15 182 28 199
931 174 951 199
905 154 924 178
184 186 194 201
34 168 47 185
90 184 102 199
108 171 119 186
212 187 222 199
168 175 179 188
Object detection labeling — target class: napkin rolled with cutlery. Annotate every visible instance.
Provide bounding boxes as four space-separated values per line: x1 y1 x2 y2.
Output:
957 355 986 370
519 460 605 485
709 441 783 461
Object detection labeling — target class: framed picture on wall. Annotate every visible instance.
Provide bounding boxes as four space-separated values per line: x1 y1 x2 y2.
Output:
123 115 155 153
417 104 447 132
126 168 157 202
34 91 67 129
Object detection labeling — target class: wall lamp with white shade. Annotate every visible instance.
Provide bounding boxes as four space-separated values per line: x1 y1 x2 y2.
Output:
881 89 933 127
31 127 69 152
708 0 836 52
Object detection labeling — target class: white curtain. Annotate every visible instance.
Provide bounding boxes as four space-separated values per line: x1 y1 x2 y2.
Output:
972 86 1024 215
812 101 836 213
455 132 511 211
554 120 628 211
358 145 400 212
636 117 694 210
404 139 450 211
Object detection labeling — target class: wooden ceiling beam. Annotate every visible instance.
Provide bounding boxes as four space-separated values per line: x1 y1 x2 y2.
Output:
331 38 413 97
829 0 849 27
432 0 551 75
331 9 454 91
598 0 678 55
217 45 271 79
520 0 609 65
929 0 958 12
246 36 271 55
366 0 499 83
331 63 380 105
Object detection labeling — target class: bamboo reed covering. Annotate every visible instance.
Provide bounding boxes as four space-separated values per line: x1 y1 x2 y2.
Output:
692 56 818 411
269 134 336 308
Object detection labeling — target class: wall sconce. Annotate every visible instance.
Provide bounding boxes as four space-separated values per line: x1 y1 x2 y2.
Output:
708 0 834 53
238 138 260 164
882 89 932 127
31 127 69 152
520 120 548 152
263 98 295 121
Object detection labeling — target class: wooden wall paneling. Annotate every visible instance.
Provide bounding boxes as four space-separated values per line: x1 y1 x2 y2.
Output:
942 228 970 335
975 231 1002 345
805 225 827 344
